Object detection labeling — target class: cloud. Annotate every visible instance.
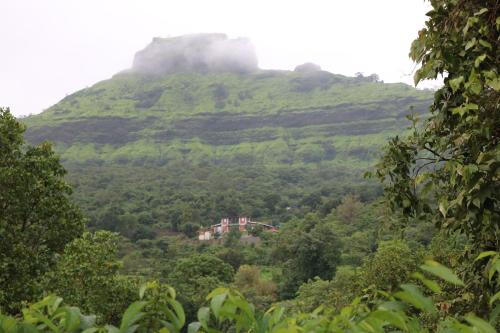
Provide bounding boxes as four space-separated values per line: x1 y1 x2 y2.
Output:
132 33 258 75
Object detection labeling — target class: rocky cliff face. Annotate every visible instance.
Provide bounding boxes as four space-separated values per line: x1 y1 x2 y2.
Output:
132 33 258 75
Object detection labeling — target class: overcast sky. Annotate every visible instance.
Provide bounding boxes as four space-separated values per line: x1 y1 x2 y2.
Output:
0 0 437 117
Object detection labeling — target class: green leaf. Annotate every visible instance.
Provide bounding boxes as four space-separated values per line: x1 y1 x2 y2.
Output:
465 314 496 333
452 103 479 117
62 307 81 332
490 291 500 305
478 40 492 49
80 314 96 330
475 54 487 67
119 301 147 333
378 301 406 312
475 251 497 261
439 200 449 217
82 329 99 333
187 322 202 333
104 325 120 333
394 284 436 313
166 298 186 329
411 272 442 293
369 310 408 330
465 38 476 50
421 260 464 286
490 304 500 325
489 260 500 282
197 307 210 328
486 78 500 91
206 288 227 299
139 284 147 300
16 323 39 333
474 8 489 16
449 76 464 92
0 316 18 333
467 70 482 94
452 106 466 117
210 293 227 318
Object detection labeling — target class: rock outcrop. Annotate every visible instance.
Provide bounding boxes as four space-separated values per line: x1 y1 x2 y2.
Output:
132 33 258 75
294 62 322 73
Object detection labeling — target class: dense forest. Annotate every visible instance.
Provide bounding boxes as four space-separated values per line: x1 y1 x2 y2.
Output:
0 0 499 332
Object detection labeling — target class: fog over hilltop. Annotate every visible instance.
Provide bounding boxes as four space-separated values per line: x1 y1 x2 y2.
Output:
132 33 259 75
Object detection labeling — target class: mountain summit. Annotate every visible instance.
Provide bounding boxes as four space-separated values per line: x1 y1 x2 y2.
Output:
132 33 258 75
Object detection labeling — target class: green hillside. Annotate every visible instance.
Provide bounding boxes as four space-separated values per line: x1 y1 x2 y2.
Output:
25 70 430 166
21 35 433 238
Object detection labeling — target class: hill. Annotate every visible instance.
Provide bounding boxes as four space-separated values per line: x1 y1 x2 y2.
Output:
22 34 433 238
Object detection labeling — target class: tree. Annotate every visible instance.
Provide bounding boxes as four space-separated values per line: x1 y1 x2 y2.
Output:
374 0 499 315
336 194 363 225
341 231 373 266
43 231 137 324
290 266 358 313
223 228 242 247
277 222 342 298
233 265 277 311
216 248 245 270
0 108 85 313
167 254 234 321
360 240 418 292
375 0 499 251
263 193 281 214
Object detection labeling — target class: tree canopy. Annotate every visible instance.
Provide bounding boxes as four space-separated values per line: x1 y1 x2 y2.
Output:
376 0 499 251
0 107 85 313
374 0 499 316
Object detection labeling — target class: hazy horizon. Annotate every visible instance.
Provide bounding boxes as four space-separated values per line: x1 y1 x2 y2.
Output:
1 0 440 117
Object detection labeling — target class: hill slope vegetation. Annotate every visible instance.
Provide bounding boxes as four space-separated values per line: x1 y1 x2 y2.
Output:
22 34 433 237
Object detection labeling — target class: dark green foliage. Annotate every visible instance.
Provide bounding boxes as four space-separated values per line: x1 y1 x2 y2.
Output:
0 281 187 333
169 254 234 285
360 240 419 292
374 0 499 316
134 87 164 108
0 108 85 313
132 224 156 241
1 254 499 333
273 215 342 298
335 194 363 225
216 248 245 270
25 116 156 146
376 0 499 251
290 71 337 92
212 83 229 109
188 253 499 332
290 266 358 313
233 265 277 311
43 231 138 324
167 254 234 321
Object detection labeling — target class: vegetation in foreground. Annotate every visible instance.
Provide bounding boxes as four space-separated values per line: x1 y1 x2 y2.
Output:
0 0 498 332
1 253 499 332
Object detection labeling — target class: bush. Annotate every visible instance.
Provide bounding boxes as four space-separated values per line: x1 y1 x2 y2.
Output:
360 240 418 292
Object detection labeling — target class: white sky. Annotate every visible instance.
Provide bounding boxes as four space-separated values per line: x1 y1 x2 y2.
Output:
0 0 438 117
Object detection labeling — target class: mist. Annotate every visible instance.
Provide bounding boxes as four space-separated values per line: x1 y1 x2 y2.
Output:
132 34 258 75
